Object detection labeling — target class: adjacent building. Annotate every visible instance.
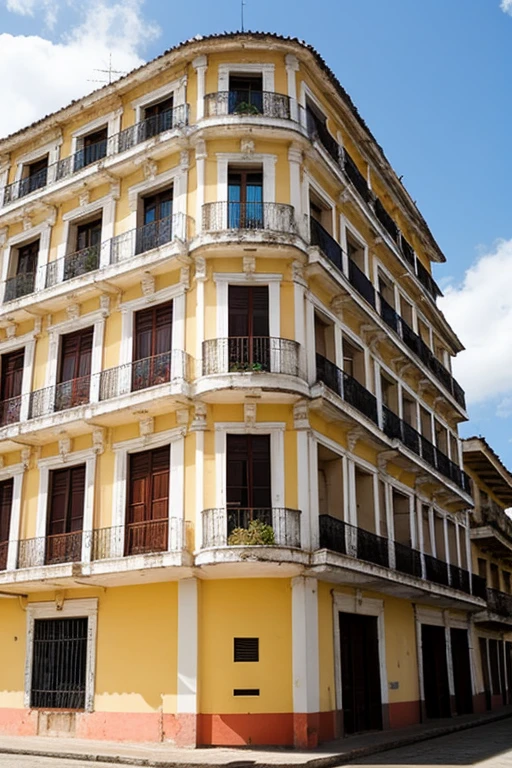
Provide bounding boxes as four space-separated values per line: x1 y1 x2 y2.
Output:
0 32 497 747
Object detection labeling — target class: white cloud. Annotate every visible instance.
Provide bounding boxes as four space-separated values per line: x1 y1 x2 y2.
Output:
501 0 512 15
439 238 512 408
6 0 60 27
0 0 159 138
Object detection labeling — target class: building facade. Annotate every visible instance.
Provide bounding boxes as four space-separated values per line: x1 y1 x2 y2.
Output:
0 32 489 747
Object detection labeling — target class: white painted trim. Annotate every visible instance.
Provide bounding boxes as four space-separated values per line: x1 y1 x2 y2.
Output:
177 578 198 714
45 313 106 400
217 63 275 92
194 430 204 551
212 273 282 342
332 592 389 712
131 76 187 122
24 598 98 711
14 138 61 176
6 469 25 571
297 431 310 550
193 56 208 120
216 153 277 209
127 165 186 216
292 576 320 714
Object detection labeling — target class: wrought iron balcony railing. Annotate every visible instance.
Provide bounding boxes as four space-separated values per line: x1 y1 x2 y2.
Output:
17 530 83 568
29 375 90 419
341 148 372 203
99 350 190 400
44 243 106 288
348 258 376 308
201 507 301 549
90 518 189 559
0 394 22 426
204 91 293 120
4 272 36 302
319 515 473 595
306 117 340 164
472 574 488 600
310 217 343 272
374 198 399 243
202 337 301 378
486 587 512 617
0 540 8 571
382 405 470 493
316 354 378 425
0 106 189 207
202 201 296 234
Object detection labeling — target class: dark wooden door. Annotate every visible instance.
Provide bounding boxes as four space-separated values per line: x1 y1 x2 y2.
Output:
479 637 492 710
339 612 382 734
226 434 271 531
489 639 502 702
133 301 173 390
57 328 93 409
505 642 512 704
126 446 170 554
450 628 473 715
0 348 24 424
422 624 450 718
228 286 269 370
0 478 13 570
46 465 85 564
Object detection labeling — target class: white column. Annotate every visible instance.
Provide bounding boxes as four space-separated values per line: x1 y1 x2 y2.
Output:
193 56 208 121
20 338 35 422
347 459 357 526
293 273 306 376
36 223 52 290
292 576 319 715
192 416 206 552
297 430 310 550
169 436 185 524
89 318 105 403
285 54 300 122
177 578 198 716
81 456 96 563
195 141 207 232
288 145 303 236
7 472 23 570
308 432 319 550
305 295 316 385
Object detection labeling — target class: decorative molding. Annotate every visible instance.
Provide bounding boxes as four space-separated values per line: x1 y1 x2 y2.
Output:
79 190 90 207
190 403 207 431
195 256 207 281
5 323 16 339
330 294 351 315
66 304 80 321
180 265 190 291
141 272 155 300
21 447 31 470
92 428 105 455
291 260 307 286
59 437 72 462
180 150 190 169
242 255 256 275
293 400 309 430
347 427 365 452
195 139 207 160
288 144 303 164
139 417 154 442
377 450 398 472
176 409 189 428
100 294 111 318
240 138 255 156
285 53 300 72
0 227 8 247
244 402 257 426
22 211 33 231
143 159 158 181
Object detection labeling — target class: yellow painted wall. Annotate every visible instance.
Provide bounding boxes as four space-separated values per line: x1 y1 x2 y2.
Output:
0 600 26 709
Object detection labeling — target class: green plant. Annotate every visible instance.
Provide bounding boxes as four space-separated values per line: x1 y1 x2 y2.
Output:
234 101 260 116
228 519 275 546
229 361 264 372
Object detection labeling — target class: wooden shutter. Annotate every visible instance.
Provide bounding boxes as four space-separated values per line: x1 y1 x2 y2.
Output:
0 478 13 543
17 241 39 275
1 348 24 401
128 446 170 524
47 465 85 536
150 447 170 520
228 286 269 338
59 328 93 383
226 434 271 509
134 302 173 361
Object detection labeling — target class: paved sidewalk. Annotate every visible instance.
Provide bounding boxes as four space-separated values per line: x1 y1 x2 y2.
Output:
0 707 511 768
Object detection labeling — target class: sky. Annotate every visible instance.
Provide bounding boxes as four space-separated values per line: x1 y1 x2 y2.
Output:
1 0 512 464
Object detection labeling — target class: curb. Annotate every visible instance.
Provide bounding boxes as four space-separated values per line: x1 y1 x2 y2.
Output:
0 710 510 768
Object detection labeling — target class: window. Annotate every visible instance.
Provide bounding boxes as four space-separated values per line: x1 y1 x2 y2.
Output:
346 232 365 273
381 374 398 413
305 98 339 163
0 348 24 425
19 156 48 198
503 571 511 594
0 478 13 571
226 434 271 533
46 465 85 565
228 286 269 371
143 95 175 137
228 168 263 228
228 73 263 114
137 188 173 253
126 445 170 555
343 339 365 386
5 239 38 301
399 296 414 329
478 557 488 582
402 395 416 428
490 562 500 590
74 127 108 171
30 617 88 709
314 313 335 363
56 328 93 411
64 217 102 280
378 273 395 308
133 301 173 390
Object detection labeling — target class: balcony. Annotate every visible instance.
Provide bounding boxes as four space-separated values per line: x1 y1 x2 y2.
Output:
4 272 36 302
0 394 22 426
202 337 300 378
202 201 296 235
310 218 344 272
99 350 190 400
486 588 512 618
382 405 470 493
316 354 378 425
319 515 473 595
0 541 7 571
0 105 189 208
91 519 186 559
341 149 372 204
204 91 293 120
45 244 103 288
17 531 83 568
110 214 189 264
29 375 90 419
201 507 301 549
348 258 376 308
374 198 399 243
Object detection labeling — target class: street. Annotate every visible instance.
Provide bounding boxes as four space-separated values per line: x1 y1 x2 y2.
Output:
354 717 512 766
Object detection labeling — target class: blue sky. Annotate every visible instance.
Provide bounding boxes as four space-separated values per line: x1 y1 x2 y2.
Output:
1 0 512 465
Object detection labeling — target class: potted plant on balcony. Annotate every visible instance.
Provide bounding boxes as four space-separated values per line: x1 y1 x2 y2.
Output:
228 519 275 546
234 101 261 116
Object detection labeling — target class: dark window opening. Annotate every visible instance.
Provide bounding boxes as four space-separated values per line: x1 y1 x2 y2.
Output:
74 127 108 171
228 168 263 228
234 637 259 662
0 478 13 571
228 285 269 371
228 73 263 114
20 156 49 197
143 95 175 136
126 445 170 555
305 98 339 163
46 465 85 564
64 217 102 281
5 240 38 301
133 301 173 390
56 327 93 411
226 434 271 534
137 188 174 253
30 617 88 710
0 348 24 425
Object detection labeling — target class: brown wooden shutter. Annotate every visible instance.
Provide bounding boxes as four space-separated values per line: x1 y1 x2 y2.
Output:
228 286 269 338
59 328 93 383
1 348 24 401
0 478 13 543
134 301 173 361
47 466 85 536
128 446 170 525
226 434 271 509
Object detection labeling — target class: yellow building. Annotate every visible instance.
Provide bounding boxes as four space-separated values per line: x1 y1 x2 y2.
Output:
464 437 512 712
0 32 486 747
